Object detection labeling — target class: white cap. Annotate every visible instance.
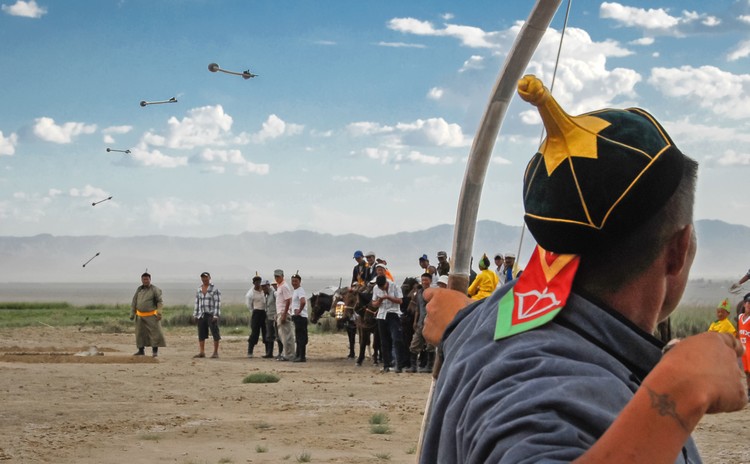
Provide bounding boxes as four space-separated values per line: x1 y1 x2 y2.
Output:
437 275 449 286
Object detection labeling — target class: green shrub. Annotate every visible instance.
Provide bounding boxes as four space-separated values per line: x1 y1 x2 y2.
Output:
243 372 280 384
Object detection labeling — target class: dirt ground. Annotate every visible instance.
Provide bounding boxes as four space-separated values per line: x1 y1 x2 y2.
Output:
1 327 749 464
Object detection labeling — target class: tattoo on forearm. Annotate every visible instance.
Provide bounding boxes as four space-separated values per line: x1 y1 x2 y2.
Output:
646 387 689 432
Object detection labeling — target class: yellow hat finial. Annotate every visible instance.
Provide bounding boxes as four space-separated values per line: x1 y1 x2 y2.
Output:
518 75 611 176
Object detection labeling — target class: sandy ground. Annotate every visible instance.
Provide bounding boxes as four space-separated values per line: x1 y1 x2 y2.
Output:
1 326 749 464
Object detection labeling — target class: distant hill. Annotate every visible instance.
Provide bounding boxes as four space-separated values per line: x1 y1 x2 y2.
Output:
0 219 747 282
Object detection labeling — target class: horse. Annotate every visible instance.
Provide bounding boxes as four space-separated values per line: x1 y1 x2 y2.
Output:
308 286 340 325
344 283 380 366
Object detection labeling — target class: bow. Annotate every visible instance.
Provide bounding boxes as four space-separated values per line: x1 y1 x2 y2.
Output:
416 1 563 459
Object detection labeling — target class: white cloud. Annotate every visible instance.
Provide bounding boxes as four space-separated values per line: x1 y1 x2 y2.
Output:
706 149 750 166
727 39 750 61
156 105 233 149
427 87 444 100
347 121 395 136
252 114 304 143
702 16 721 27
441 13 454 20
69 185 108 198
459 55 484 73
664 118 750 145
32 117 97 144
491 157 512 166
102 125 133 135
397 118 468 147
600 2 721 36
648 65 750 119
405 151 454 165
1 0 46 18
630 37 655 46
520 26 640 115
332 175 370 183
350 118 467 148
0 130 18 155
127 145 188 168
739 15 750 25
362 147 392 164
387 17 498 49
600 2 680 31
315 40 336 46
192 148 269 175
377 41 426 48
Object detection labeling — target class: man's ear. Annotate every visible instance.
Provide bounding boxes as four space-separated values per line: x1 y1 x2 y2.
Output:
665 224 694 276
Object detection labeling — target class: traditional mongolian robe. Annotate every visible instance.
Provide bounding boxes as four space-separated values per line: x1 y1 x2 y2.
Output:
131 284 166 348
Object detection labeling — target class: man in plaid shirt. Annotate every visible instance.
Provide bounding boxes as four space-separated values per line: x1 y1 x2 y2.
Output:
193 271 221 358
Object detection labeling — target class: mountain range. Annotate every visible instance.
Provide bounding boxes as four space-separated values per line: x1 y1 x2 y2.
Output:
0 219 747 283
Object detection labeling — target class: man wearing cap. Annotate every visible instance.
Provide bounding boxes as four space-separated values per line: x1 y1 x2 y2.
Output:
245 275 267 358
363 251 377 284
351 250 367 288
498 252 521 285
274 269 295 361
493 253 504 281
708 298 737 336
130 272 166 357
418 254 438 285
419 76 746 462
261 279 278 359
193 272 221 359
436 251 450 277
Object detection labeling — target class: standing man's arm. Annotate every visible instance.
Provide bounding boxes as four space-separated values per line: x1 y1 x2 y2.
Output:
298 295 306 316
214 289 221 319
153 287 164 320
193 291 200 319
130 290 138 320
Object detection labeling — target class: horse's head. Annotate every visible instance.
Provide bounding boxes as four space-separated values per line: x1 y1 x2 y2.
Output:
309 292 334 324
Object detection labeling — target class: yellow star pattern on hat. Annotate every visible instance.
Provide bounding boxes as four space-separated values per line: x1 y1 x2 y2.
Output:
518 75 610 176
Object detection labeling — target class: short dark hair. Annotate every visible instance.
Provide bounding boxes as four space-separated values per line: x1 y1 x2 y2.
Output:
141 272 151 278
421 272 433 281
376 275 387 287
575 156 698 294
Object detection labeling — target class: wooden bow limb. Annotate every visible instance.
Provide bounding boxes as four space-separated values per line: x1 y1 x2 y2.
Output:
415 0 563 460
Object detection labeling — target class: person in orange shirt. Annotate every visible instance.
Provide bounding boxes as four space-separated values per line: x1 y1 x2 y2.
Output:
738 293 750 399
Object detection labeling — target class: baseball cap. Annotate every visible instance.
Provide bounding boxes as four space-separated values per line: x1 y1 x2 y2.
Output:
419 254 428 261
437 251 447 258
437 275 449 286
365 251 376 257
261 279 271 286
353 250 364 259
273 269 284 277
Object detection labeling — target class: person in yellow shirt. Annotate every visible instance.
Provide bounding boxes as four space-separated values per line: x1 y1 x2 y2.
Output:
708 298 737 336
467 254 499 300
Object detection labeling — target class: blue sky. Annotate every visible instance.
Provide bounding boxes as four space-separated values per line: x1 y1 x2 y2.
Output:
2 0 750 239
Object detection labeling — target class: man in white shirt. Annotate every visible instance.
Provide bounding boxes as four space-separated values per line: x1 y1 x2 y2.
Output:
291 273 308 363
274 269 295 361
244 275 267 358
372 274 404 373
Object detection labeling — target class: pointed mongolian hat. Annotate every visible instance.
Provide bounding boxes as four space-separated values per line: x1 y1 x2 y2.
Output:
493 76 690 341
518 75 687 254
